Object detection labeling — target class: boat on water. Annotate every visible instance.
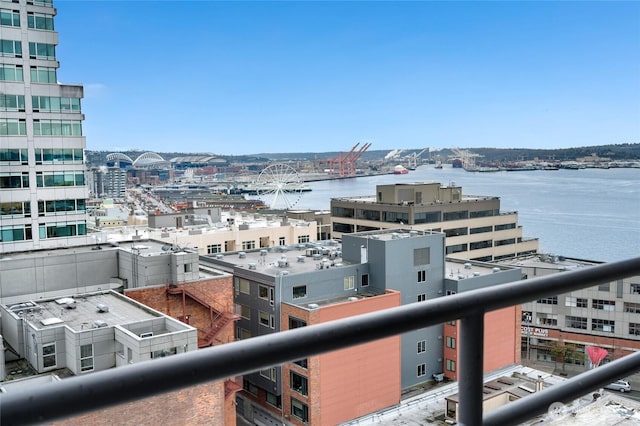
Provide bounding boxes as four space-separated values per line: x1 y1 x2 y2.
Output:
393 165 409 174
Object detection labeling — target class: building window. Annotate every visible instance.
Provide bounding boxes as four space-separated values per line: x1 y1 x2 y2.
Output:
495 238 516 247
260 367 277 381
266 391 281 408
536 296 558 305
258 285 269 300
32 96 81 113
381 211 408 224
28 42 55 59
565 316 587 330
445 244 467 254
1 201 30 218
0 118 26 135
243 381 258 396
444 227 468 237
446 336 456 349
631 283 640 295
417 293 426 302
0 9 20 27
241 240 255 250
361 274 369 287
0 64 23 81
207 244 221 254
0 148 27 164
42 342 56 368
289 316 307 329
630 323 640 336
592 299 615 311
357 209 381 221
624 302 640 313
446 359 456 372
414 211 441 224
592 319 615 333
344 275 355 291
235 278 250 295
537 314 558 326
27 12 54 30
80 344 94 372
599 282 610 292
443 210 468 221
446 290 456 296
293 285 307 299
565 297 588 308
184 263 192 273
470 225 493 234
293 359 308 369
279 237 286 246
0 94 24 113
494 223 516 231
239 304 251 320
236 327 251 340
417 270 426 283
290 371 308 396
259 311 274 328
297 235 310 243
417 340 426 354
291 398 309 423
417 363 426 377
151 347 177 359
470 240 493 250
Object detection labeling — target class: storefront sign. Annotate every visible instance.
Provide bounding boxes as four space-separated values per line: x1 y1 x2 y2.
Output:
521 326 548 337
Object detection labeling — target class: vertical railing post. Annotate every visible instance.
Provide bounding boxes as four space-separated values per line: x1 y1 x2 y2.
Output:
458 309 485 426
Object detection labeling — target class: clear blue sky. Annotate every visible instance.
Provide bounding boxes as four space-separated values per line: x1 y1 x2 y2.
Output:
54 1 640 155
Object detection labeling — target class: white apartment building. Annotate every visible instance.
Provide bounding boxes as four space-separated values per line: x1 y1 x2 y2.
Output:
0 0 90 253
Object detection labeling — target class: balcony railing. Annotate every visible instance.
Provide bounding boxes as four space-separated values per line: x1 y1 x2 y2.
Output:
1 257 639 426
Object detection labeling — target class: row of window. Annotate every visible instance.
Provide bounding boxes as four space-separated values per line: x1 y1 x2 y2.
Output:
1 39 56 59
334 207 510 227
0 148 86 165
0 171 86 189
0 221 87 242
1 199 86 217
0 95 81 112
0 119 83 136
0 9 54 30
0 65 59 83
540 296 640 311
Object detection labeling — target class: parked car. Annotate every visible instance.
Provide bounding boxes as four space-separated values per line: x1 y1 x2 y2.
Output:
604 380 631 393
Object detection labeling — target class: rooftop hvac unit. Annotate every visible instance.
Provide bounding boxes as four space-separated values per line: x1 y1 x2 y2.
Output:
473 271 481 277
492 267 501 273
297 256 305 263
312 254 322 260
96 304 109 313
248 263 257 270
277 259 289 268
308 303 319 309
464 262 472 269
92 320 108 329
348 297 358 301
239 251 246 259
409 230 418 236
260 250 268 256
391 233 401 240
215 254 224 260
65 302 76 309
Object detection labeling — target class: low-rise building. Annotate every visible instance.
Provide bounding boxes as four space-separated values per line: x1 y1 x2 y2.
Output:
330 182 539 261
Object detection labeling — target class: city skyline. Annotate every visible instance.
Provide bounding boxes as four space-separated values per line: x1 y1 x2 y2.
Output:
55 1 640 155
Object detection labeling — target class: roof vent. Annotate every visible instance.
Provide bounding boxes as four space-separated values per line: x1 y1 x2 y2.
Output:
473 271 481 277
278 258 289 268
248 263 257 270
348 297 358 301
65 301 76 309
409 230 418 236
391 233 401 240
92 320 108 329
260 250 268 256
215 254 224 260
492 267 501 273
297 256 305 263
96 304 109 313
308 303 319 309
312 253 322 260
464 262 472 269
239 251 246 259
281 270 289 275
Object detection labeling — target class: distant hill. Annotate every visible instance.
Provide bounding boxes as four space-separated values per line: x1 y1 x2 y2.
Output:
86 143 640 167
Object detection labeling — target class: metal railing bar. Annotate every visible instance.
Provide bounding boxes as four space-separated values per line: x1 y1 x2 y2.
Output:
483 350 640 426
0 257 638 424
458 309 485 426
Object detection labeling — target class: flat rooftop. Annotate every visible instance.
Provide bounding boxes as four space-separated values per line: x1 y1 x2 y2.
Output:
445 258 515 280
495 253 602 272
6 292 159 332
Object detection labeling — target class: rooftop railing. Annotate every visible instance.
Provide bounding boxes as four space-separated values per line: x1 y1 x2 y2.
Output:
1 257 639 426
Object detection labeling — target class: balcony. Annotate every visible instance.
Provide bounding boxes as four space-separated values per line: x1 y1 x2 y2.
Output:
1 257 639 425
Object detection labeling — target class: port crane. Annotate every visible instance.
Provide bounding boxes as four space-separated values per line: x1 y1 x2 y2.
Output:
406 148 429 169
322 142 372 177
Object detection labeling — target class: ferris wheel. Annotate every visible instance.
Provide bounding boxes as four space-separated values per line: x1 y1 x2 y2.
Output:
254 163 304 210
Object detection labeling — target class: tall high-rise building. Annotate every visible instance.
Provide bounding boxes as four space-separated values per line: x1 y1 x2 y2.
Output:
0 0 89 253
